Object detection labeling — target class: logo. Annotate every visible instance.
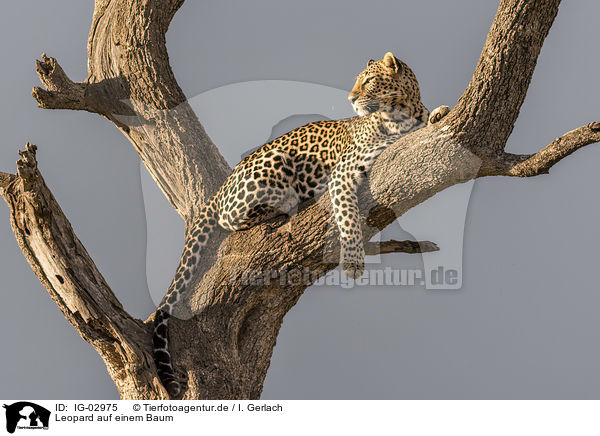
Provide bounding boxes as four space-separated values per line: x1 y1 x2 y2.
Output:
3 402 50 433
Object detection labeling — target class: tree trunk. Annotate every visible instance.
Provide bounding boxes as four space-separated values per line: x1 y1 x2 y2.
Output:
1 0 598 399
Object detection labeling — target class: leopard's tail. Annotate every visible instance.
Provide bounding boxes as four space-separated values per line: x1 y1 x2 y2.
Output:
153 201 219 397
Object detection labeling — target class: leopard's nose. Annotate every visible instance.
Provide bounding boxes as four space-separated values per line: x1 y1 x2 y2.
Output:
349 95 359 104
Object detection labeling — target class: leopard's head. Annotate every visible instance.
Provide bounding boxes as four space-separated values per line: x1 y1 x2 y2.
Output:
348 52 428 123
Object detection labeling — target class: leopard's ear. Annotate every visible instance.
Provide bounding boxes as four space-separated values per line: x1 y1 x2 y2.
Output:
383 52 402 73
367 59 375 66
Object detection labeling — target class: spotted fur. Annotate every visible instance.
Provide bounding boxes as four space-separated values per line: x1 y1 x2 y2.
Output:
153 52 449 396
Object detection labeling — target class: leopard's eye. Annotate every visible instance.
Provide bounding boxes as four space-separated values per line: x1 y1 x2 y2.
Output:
363 77 375 86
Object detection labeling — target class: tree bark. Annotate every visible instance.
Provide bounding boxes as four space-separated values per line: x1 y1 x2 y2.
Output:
1 0 598 399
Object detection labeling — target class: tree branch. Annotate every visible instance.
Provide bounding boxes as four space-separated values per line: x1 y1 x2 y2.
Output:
0 143 167 399
364 240 439 256
445 0 562 156
33 54 94 112
492 122 600 177
33 1 232 220
32 54 134 117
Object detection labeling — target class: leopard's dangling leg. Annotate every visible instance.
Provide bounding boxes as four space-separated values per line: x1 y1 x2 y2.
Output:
328 156 365 279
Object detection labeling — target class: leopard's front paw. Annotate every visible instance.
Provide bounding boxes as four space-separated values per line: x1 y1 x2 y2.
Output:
341 244 365 280
428 105 451 125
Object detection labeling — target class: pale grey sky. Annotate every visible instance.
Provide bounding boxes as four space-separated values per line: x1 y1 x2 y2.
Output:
0 1 599 399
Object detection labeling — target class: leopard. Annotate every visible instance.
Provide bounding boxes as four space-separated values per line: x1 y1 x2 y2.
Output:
153 52 450 396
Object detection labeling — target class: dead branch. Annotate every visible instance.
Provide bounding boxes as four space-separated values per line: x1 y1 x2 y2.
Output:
0 143 167 399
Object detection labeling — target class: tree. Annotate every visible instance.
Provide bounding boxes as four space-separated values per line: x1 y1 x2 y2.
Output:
0 0 598 399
